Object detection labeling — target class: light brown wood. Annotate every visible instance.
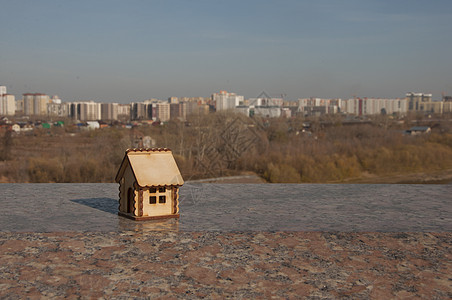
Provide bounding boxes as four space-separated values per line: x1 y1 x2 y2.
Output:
116 148 184 220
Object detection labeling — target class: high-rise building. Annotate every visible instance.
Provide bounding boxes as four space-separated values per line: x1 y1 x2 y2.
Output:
168 97 179 104
406 93 432 111
212 90 244 111
47 95 68 117
249 97 283 107
69 101 101 121
47 102 69 117
442 96 452 113
101 103 119 121
34 94 51 115
184 101 210 116
298 98 341 116
117 104 130 120
130 102 153 120
0 98 14 116
155 102 170 122
0 86 15 116
51 95 62 104
405 92 445 114
130 100 171 122
23 94 34 115
15 98 24 114
22 93 51 116
340 98 407 116
170 102 187 120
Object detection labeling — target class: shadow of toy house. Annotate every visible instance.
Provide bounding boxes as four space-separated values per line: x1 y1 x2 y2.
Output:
71 198 118 215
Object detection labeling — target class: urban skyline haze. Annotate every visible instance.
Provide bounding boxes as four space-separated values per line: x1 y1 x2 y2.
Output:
1 0 451 103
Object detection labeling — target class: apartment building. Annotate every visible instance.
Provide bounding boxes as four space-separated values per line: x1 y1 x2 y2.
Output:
155 102 170 122
0 86 16 116
341 98 407 116
23 93 51 116
253 106 281 118
168 97 179 104
69 101 101 121
47 102 69 117
406 92 443 114
249 97 284 107
443 96 452 113
101 103 119 121
298 98 341 115
170 102 187 120
130 101 153 120
117 104 130 120
130 100 170 121
212 90 244 111
406 93 432 111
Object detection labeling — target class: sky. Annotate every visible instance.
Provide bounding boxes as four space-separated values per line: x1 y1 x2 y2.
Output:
1 0 451 103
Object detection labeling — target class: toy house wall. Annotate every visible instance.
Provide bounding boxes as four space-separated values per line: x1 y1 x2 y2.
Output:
142 188 173 217
118 164 137 215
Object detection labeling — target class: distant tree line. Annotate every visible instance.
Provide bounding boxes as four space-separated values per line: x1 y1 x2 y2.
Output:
1 112 452 183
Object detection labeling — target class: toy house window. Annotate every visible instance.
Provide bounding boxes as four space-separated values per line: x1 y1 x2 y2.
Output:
149 187 166 205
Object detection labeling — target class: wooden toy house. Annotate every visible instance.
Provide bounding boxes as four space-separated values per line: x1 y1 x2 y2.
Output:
115 148 184 220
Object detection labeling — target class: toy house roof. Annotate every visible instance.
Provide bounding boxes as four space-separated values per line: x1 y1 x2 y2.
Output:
115 148 184 187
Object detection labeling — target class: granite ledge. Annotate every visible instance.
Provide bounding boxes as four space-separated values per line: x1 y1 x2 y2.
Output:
0 231 450 299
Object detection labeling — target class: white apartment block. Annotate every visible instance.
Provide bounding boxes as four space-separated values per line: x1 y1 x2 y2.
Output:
130 100 171 121
253 106 281 118
341 98 407 116
131 102 150 120
298 98 341 115
47 95 68 117
249 97 284 107
22 93 51 116
47 102 69 117
406 92 432 111
70 101 101 121
213 90 244 111
299 97 406 116
0 94 16 116
101 103 119 121
405 92 444 114
0 86 16 116
117 104 130 117
185 101 209 116
170 102 187 120
51 95 62 104
23 94 34 115
155 102 170 122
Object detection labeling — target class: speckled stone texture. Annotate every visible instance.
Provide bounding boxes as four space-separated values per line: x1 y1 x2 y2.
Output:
1 183 451 298
0 231 451 299
1 183 451 232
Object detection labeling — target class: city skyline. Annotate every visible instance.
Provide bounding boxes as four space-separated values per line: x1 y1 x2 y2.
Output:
1 0 451 103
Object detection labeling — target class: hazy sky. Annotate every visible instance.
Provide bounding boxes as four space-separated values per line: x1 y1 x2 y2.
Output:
1 0 451 103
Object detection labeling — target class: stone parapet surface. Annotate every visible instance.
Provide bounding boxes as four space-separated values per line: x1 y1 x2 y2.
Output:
0 231 450 299
1 183 451 232
0 183 451 298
